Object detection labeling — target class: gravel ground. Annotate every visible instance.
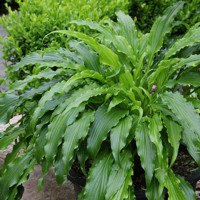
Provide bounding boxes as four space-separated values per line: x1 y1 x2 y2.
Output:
0 23 7 76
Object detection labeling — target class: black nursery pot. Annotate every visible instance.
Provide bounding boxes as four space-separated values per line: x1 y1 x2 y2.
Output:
67 143 200 200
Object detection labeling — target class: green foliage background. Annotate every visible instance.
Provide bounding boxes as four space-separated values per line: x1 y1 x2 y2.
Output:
1 0 200 65
0 0 130 63
131 0 200 34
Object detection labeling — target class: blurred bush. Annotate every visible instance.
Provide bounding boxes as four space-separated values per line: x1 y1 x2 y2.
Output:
0 0 130 63
130 0 200 35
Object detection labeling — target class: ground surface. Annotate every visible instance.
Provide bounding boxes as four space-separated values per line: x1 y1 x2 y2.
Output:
0 22 76 200
0 24 5 76
0 23 8 92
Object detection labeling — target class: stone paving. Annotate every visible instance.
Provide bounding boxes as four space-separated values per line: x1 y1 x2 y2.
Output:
0 22 76 200
0 23 8 92
0 23 7 73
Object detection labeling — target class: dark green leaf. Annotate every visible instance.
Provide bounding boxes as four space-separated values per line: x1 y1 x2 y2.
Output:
44 104 86 163
0 151 33 200
135 121 156 186
81 153 113 200
105 149 133 200
164 170 187 200
177 72 200 87
62 111 95 179
177 175 196 200
163 117 182 166
0 126 24 150
149 114 163 165
146 2 184 68
87 104 128 158
0 94 19 124
110 116 132 164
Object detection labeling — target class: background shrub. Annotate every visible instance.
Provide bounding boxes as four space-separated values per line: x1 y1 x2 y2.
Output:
5 0 15 3
0 0 130 63
130 0 200 34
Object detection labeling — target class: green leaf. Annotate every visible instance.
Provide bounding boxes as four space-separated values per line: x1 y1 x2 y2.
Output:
165 25 200 59
148 58 179 89
77 141 88 176
177 175 196 200
55 145 66 184
182 126 200 165
146 2 184 68
49 30 121 70
10 51 77 72
177 72 200 87
0 77 3 85
149 55 200 90
8 158 36 200
70 42 103 74
37 159 51 192
164 170 187 200
34 125 48 162
137 33 149 59
187 97 200 109
19 79 58 105
9 68 66 92
0 122 18 139
107 96 124 112
135 120 156 186
61 70 105 95
110 116 132 164
154 141 169 199
163 117 182 166
31 91 71 131
87 104 128 158
171 55 200 75
145 176 165 200
105 149 133 200
0 94 19 124
62 110 95 180
110 169 134 200
8 185 24 200
116 11 137 54
161 92 200 164
30 81 67 130
0 126 24 150
0 151 33 200
149 114 163 165
0 141 25 175
160 92 200 139
44 104 86 163
52 83 111 118
127 186 135 200
81 153 113 200
72 20 135 65
126 115 139 145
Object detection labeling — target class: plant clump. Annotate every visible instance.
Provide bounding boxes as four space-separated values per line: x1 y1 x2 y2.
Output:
0 2 200 200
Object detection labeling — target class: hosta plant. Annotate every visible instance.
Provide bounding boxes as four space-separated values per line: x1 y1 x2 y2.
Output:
1 2 200 199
